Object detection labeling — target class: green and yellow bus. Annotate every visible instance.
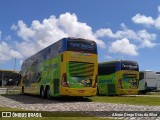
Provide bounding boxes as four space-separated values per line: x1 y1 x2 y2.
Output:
21 37 98 98
97 60 139 95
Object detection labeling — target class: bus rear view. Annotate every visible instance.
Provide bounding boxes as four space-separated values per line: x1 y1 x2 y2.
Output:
120 60 139 95
60 38 98 96
98 60 139 95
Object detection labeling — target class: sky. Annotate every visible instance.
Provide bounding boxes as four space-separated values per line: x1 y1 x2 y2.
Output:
0 0 160 71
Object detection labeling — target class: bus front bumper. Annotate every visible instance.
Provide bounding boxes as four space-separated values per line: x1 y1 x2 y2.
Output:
120 89 138 95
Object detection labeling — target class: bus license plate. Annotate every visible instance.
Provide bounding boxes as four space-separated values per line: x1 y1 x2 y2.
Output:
78 90 85 93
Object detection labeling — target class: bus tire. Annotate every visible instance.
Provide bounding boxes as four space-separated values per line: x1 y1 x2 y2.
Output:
46 86 51 99
22 86 24 94
97 87 99 95
138 91 141 95
139 90 146 94
40 86 46 99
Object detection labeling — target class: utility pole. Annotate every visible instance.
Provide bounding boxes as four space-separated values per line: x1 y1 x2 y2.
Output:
1 72 4 87
14 58 16 72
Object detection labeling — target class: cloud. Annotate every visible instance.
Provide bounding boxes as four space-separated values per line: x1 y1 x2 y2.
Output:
4 35 12 41
0 41 22 63
1 10 159 64
59 13 93 39
105 55 112 59
11 24 18 30
16 20 36 42
131 14 154 26
158 6 160 12
109 38 138 56
11 12 106 59
96 23 140 40
0 12 106 64
95 28 115 38
132 6 160 29
96 23 157 49
138 30 156 48
95 23 132 39
155 16 160 29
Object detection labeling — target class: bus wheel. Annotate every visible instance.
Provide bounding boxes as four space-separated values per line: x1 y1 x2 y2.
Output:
46 87 51 99
97 87 99 95
40 86 46 99
22 86 24 94
138 91 141 95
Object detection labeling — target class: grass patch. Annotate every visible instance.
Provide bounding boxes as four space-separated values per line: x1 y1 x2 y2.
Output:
89 96 160 106
0 106 25 111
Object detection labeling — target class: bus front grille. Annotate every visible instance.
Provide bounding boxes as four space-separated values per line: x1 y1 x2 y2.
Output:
69 62 94 76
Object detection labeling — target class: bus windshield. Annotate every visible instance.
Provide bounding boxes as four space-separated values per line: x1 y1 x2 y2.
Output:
67 62 94 88
122 74 138 89
145 71 156 79
67 39 97 54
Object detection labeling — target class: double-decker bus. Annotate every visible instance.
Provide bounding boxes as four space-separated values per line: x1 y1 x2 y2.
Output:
20 37 98 99
97 60 139 95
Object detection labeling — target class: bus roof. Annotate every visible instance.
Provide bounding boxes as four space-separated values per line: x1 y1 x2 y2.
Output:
23 37 97 63
99 60 138 65
140 70 156 74
68 37 96 42
140 70 155 72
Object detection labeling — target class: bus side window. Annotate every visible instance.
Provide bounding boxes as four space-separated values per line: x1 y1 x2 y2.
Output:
106 63 116 75
98 63 116 75
139 72 144 81
106 66 116 75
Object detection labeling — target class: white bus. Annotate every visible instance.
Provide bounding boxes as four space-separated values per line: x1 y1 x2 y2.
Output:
156 72 160 91
139 70 157 94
